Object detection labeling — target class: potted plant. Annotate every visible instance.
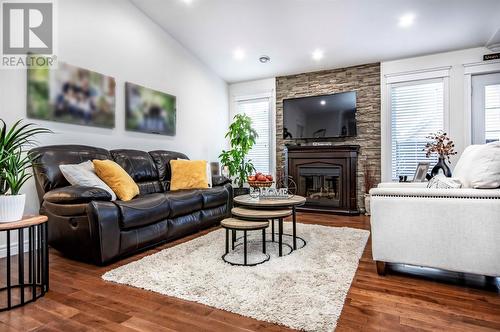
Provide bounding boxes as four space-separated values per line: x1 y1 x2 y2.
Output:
424 130 457 177
219 114 258 197
0 119 51 222
363 162 377 216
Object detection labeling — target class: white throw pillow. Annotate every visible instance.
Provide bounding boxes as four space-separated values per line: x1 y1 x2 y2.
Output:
59 161 117 200
453 142 500 188
427 174 462 189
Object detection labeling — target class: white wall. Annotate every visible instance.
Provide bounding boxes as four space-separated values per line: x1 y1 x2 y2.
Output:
0 0 228 254
380 47 492 181
228 78 276 175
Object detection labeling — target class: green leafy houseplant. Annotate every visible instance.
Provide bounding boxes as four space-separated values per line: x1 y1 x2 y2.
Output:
219 114 258 188
0 119 51 222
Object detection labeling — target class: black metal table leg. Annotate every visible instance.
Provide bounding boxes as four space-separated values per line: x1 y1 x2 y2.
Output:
243 230 247 265
262 229 266 254
292 206 297 250
278 218 283 257
225 228 229 254
271 219 275 242
31 226 36 301
6 230 11 309
37 225 41 285
44 223 49 291
18 229 24 305
232 229 235 250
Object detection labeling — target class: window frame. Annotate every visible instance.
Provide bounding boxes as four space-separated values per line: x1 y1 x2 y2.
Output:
231 93 275 176
386 75 450 181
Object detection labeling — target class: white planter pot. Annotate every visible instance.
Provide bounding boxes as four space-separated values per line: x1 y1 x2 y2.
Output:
0 194 26 222
364 194 371 216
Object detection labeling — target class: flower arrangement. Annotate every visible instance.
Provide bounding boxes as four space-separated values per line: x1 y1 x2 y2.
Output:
423 130 457 162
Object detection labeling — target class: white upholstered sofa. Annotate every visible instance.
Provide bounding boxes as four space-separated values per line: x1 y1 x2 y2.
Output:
370 142 500 277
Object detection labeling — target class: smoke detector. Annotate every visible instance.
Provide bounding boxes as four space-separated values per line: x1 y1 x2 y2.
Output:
259 55 271 63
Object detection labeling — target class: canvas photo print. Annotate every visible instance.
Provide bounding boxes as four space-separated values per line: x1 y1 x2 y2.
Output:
125 82 176 136
27 62 116 128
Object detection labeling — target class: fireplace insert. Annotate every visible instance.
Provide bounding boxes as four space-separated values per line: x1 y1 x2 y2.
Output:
286 145 359 214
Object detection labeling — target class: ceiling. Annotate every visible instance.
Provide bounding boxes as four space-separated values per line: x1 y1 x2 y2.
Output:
131 0 500 83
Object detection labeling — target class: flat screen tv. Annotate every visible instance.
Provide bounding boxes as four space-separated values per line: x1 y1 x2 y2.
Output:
283 91 357 139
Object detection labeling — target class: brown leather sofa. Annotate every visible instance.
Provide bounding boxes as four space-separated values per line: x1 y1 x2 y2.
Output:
30 145 232 265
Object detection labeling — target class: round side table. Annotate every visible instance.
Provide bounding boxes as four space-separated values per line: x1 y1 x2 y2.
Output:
0 215 49 311
221 218 270 266
233 195 307 250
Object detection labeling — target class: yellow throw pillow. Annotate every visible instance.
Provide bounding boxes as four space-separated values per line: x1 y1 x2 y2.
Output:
92 160 139 201
170 159 209 191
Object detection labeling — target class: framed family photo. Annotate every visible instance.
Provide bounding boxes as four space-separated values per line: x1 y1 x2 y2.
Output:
413 162 430 182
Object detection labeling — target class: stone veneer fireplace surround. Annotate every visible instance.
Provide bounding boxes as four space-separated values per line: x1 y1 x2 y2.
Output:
276 63 381 210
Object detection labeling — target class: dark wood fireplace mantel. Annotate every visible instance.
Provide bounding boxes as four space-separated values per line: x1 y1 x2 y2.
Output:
285 145 359 214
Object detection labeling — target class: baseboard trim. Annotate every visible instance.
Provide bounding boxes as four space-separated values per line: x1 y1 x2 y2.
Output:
0 240 30 258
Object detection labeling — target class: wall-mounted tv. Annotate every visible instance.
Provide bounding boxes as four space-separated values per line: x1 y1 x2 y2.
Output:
283 91 357 139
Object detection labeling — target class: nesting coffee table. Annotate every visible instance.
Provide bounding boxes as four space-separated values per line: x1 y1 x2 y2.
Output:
233 195 307 251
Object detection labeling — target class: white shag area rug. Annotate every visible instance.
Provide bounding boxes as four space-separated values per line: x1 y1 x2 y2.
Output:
103 222 369 331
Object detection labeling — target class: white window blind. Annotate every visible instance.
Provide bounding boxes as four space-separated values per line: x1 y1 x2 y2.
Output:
390 79 444 180
236 98 271 174
485 84 500 143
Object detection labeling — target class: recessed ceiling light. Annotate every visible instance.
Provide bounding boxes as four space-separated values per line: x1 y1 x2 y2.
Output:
233 48 245 60
259 55 271 63
320 100 326 106
312 49 324 61
181 0 193 4
398 13 415 28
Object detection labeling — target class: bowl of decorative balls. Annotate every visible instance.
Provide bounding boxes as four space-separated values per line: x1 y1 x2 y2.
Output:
247 173 274 188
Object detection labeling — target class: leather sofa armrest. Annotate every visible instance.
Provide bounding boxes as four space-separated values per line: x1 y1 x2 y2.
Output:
44 186 112 204
212 175 231 187
87 201 121 265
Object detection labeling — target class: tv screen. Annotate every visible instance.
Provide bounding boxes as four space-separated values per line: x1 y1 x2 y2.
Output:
283 91 357 139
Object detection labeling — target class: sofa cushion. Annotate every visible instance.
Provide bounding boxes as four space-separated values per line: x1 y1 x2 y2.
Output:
454 142 500 188
149 150 189 191
114 193 170 230
201 186 229 209
59 160 116 200
29 145 111 194
110 149 162 195
167 211 201 241
44 185 111 204
164 190 203 218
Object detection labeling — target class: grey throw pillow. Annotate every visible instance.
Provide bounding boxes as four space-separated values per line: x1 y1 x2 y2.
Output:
59 160 117 200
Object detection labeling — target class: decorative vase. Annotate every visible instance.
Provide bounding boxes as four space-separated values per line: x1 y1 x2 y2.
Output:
431 156 452 177
0 194 26 222
364 193 371 216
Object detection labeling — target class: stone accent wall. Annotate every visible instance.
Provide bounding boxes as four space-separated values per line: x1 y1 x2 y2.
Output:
276 63 381 210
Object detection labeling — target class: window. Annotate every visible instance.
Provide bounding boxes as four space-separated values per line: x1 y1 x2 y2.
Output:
471 73 500 144
485 84 500 143
390 79 445 180
236 97 272 174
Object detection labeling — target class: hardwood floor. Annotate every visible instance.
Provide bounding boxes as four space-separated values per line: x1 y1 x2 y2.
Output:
0 213 498 331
